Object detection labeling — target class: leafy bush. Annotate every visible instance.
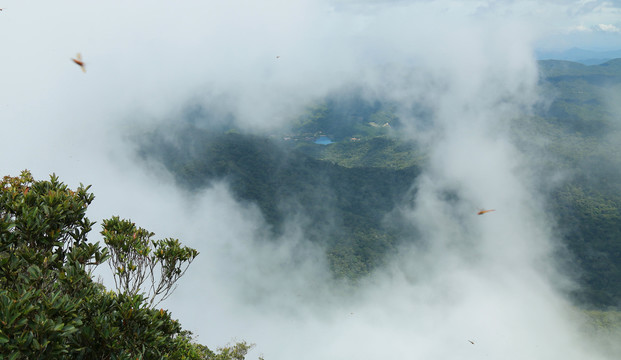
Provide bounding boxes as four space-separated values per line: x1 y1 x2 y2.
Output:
0 170 255 360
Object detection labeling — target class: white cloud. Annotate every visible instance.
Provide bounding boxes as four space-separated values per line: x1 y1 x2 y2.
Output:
596 23 621 32
573 24 594 32
2 1 621 359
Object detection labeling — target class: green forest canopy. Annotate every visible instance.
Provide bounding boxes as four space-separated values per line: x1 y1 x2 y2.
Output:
135 59 621 309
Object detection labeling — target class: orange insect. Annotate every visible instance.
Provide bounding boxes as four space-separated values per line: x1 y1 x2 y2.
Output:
477 209 496 215
71 53 86 72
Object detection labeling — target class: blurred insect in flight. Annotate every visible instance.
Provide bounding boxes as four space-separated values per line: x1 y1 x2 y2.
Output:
71 53 86 72
477 209 495 215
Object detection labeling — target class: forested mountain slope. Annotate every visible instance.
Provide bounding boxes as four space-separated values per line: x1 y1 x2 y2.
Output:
136 59 621 308
137 129 420 277
535 59 621 307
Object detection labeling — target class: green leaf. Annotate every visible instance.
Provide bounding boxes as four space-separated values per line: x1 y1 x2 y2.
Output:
27 265 41 278
63 325 76 333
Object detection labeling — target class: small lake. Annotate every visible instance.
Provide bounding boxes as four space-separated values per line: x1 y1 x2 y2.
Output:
314 136 333 145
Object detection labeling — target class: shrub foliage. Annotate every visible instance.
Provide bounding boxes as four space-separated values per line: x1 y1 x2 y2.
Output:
0 170 252 360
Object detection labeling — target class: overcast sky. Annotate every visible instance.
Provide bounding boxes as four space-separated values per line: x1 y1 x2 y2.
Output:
2 1 621 359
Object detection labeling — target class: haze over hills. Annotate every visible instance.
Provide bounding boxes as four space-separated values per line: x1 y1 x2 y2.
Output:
135 58 621 309
537 47 621 65
5 1 621 358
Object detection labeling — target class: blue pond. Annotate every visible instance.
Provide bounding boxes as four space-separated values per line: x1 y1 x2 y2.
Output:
314 136 333 145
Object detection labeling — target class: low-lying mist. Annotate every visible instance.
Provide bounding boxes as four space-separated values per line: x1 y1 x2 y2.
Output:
138 58 620 359
3 1 621 359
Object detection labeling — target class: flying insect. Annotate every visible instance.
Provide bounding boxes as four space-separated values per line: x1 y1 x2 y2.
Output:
71 53 86 72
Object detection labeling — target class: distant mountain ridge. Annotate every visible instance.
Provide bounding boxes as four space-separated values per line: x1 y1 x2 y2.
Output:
536 47 621 65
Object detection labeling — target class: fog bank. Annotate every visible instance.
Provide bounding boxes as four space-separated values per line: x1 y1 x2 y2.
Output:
2 1 621 359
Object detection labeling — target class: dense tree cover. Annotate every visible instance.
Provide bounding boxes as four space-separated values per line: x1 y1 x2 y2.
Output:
291 89 399 141
136 129 421 279
537 59 621 136
295 136 425 169
532 59 621 307
0 171 254 359
584 309 621 332
135 59 621 308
